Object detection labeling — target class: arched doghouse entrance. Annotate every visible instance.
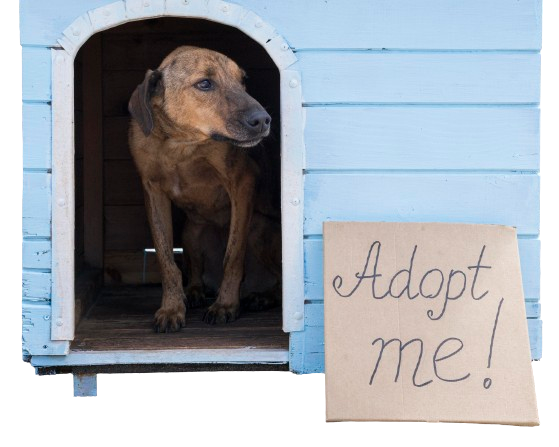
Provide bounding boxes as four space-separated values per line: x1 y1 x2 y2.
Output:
50 1 304 366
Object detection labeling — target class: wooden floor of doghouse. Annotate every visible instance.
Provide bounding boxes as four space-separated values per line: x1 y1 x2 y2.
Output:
71 286 288 352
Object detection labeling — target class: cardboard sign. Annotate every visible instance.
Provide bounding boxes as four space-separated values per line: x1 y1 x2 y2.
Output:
324 222 538 425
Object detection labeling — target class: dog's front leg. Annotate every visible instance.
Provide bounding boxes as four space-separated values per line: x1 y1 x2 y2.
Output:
143 180 186 332
203 174 255 324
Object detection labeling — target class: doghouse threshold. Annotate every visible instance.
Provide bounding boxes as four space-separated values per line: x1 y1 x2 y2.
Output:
30 348 289 368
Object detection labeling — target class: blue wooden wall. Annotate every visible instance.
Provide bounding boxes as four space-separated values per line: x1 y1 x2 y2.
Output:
20 1 542 369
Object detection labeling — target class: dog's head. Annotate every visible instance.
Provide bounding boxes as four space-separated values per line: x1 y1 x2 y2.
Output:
128 46 271 148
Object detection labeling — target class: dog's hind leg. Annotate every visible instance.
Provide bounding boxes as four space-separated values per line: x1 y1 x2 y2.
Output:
181 220 206 309
241 213 282 311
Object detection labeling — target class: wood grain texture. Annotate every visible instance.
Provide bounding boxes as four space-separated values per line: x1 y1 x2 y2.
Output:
32 348 289 367
104 205 152 250
73 373 97 397
104 160 144 205
289 304 542 374
103 116 131 160
280 69 305 332
71 286 287 351
104 250 162 284
75 160 83 209
22 303 70 356
102 69 146 117
75 204 84 267
81 35 104 269
74 269 103 326
23 103 51 170
22 271 51 300
19 0 542 50
22 46 51 101
298 52 540 104
51 48 75 340
304 238 541 302
304 174 540 236
22 240 51 270
23 172 51 238
101 24 278 71
305 107 540 171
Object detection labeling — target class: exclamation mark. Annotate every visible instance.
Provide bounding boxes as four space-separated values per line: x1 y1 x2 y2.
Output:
484 297 505 390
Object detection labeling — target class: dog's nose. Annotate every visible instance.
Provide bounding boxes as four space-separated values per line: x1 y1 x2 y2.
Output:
244 109 271 134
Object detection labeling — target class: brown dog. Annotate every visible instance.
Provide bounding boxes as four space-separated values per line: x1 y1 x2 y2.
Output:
128 46 281 332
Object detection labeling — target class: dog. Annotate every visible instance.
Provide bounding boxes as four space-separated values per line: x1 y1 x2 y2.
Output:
128 46 281 332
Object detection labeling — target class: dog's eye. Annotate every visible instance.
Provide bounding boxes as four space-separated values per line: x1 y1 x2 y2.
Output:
195 79 213 91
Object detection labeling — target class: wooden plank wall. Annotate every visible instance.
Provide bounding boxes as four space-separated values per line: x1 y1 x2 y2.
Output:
99 19 280 284
20 1 542 366
74 48 84 274
285 1 543 373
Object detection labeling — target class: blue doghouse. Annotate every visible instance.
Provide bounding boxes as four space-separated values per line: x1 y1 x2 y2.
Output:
21 0 542 396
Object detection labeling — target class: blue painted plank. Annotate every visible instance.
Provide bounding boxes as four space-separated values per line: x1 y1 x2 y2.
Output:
22 303 69 356
291 307 542 373
23 103 51 170
519 239 540 299
31 349 288 366
241 0 542 50
22 47 51 102
305 107 540 171
23 172 51 238
20 0 110 46
525 302 541 319
288 331 305 373
22 240 51 269
304 174 539 236
305 238 541 301
22 270 51 300
73 374 98 397
304 300 539 327
528 319 542 360
299 53 540 104
20 0 542 50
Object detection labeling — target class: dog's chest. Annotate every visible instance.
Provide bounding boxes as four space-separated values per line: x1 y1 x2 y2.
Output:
160 159 231 224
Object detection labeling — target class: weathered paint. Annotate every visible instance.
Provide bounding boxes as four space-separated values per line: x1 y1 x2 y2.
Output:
22 173 51 238
31 348 289 366
50 48 76 341
22 303 69 356
20 0 542 375
22 240 52 270
73 373 97 397
22 271 51 301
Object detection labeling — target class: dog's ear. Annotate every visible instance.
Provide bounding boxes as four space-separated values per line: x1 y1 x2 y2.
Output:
128 69 163 137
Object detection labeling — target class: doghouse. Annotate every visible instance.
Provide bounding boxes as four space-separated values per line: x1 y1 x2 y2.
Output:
21 0 543 396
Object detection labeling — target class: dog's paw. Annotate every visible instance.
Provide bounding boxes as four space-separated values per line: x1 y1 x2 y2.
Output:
241 292 280 312
203 301 240 324
153 302 186 333
185 284 205 309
